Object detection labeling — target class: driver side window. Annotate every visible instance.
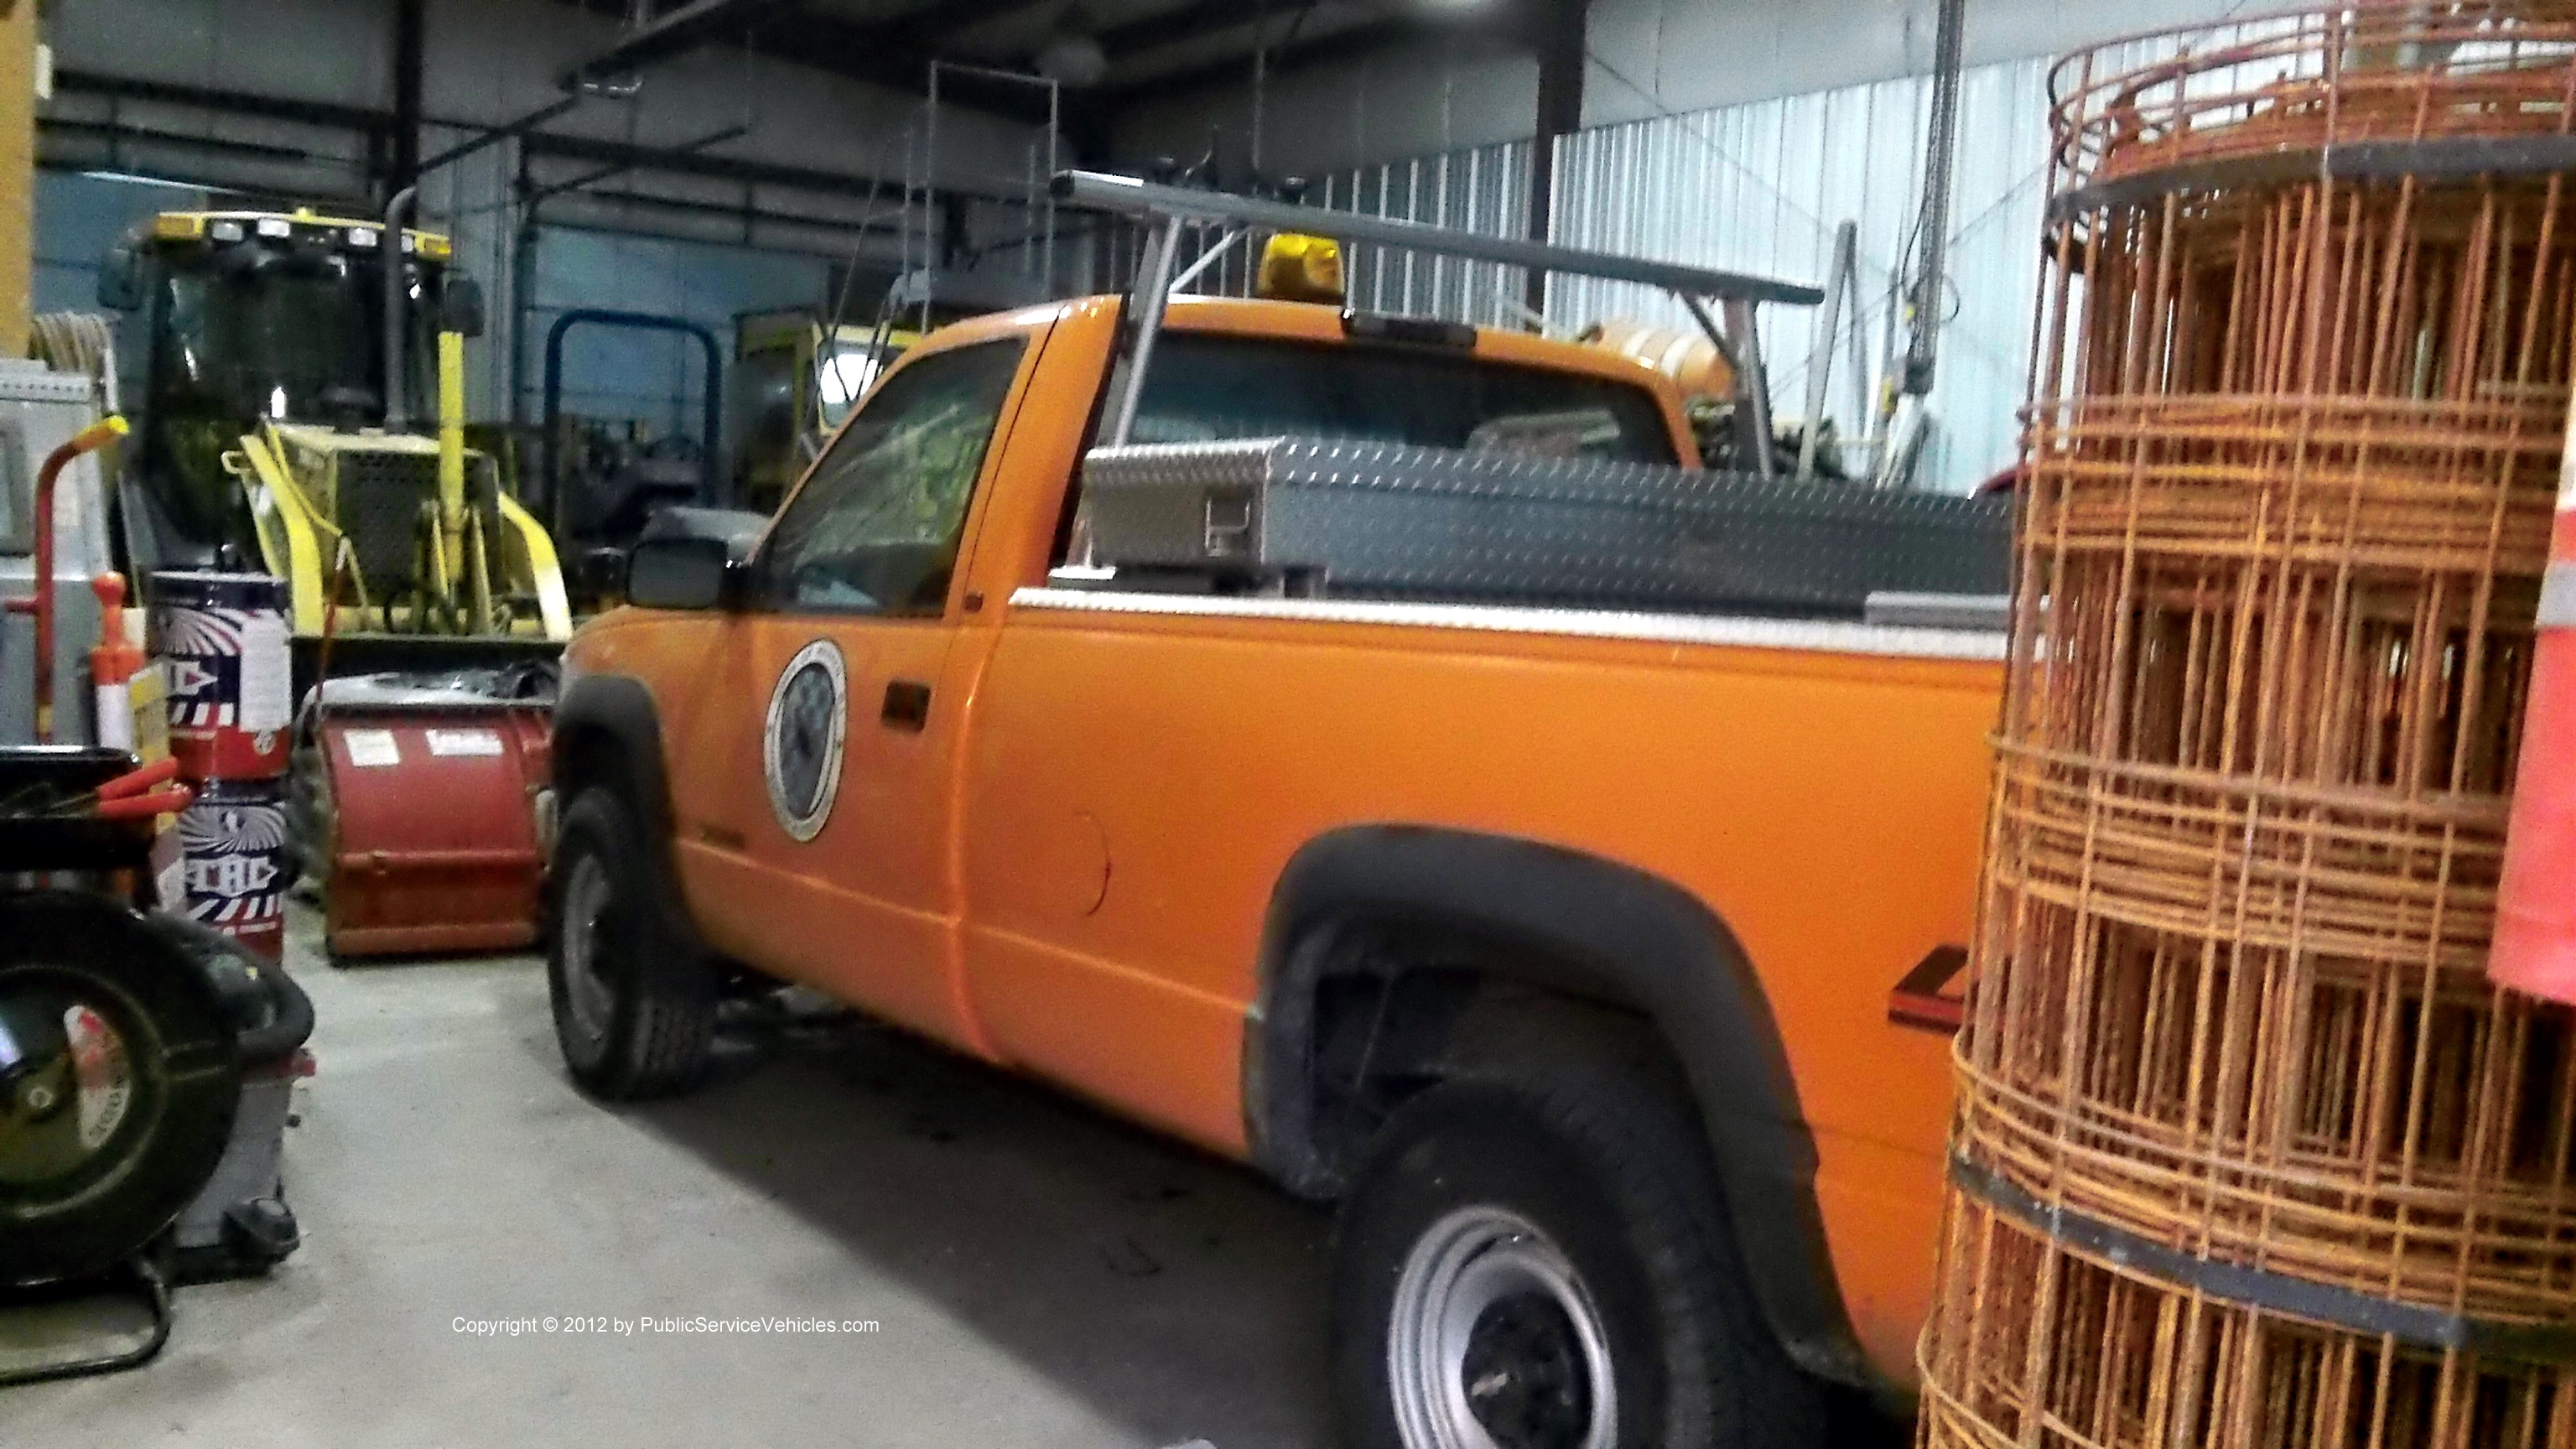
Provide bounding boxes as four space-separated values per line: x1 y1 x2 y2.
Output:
758 337 1026 614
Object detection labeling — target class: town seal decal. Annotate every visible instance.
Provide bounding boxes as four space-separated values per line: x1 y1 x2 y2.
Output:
763 640 848 842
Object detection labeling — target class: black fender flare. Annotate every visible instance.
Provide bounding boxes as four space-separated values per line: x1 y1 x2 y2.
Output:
550 672 683 893
1247 824 1876 1394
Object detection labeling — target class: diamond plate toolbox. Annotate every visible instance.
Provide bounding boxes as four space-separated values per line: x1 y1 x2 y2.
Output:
1079 437 2011 616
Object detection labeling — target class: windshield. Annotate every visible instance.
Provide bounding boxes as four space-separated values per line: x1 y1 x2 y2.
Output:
151 251 402 424
139 246 435 548
1121 333 1680 465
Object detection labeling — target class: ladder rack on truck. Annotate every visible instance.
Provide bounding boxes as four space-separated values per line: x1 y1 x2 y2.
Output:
1048 170 2012 619
1052 169 1822 478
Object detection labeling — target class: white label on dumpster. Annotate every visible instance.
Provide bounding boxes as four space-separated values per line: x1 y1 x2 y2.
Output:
426 728 504 758
238 613 292 731
343 729 402 768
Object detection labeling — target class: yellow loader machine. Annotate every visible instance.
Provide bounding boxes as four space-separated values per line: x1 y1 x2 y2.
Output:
98 209 574 963
100 209 569 684
729 307 916 515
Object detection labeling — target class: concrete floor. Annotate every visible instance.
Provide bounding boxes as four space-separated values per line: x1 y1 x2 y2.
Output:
9 905 1332 1448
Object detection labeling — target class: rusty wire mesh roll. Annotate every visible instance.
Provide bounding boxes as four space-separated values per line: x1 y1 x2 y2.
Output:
1930 11 2576 1446
2054 4 2576 192
1920 1193 2574 1449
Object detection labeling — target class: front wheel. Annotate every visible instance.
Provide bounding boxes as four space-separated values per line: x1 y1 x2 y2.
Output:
1332 1067 1823 1449
546 788 715 1099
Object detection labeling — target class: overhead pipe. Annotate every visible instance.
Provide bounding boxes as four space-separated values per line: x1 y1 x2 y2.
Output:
528 122 751 205
556 0 801 90
413 96 584 179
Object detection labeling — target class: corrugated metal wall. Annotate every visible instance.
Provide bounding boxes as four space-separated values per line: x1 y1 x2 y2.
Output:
1549 56 2056 494
1314 141 1537 331
1130 46 2273 496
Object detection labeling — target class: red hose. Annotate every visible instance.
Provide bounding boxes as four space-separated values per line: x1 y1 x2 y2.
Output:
94 785 194 821
95 756 181 801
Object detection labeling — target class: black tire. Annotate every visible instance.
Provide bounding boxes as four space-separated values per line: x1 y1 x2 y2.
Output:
545 788 715 1099
1332 1063 1825 1449
1 892 242 1286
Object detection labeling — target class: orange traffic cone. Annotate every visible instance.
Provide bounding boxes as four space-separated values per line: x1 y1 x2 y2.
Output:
2493 439 2576 1005
88 572 144 752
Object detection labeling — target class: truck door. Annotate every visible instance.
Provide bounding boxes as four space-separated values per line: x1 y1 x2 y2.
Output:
692 331 1037 1048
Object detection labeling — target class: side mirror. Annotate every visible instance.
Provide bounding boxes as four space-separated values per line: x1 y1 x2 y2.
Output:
626 534 735 611
440 277 486 340
96 245 143 311
579 545 628 599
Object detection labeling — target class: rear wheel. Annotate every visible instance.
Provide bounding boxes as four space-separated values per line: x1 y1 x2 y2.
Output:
546 788 714 1099
1332 1064 1823 1449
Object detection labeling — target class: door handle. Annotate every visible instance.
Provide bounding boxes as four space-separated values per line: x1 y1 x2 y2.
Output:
880 680 932 732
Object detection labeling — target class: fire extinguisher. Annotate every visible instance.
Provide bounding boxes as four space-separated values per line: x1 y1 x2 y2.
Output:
2493 425 2576 1005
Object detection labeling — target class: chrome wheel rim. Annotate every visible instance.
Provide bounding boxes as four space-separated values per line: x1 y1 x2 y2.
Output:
0 990 137 1188
1388 1206 1617 1449
558 852 615 1044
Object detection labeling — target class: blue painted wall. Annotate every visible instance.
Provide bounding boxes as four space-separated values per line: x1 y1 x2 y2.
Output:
32 171 212 317
31 171 217 402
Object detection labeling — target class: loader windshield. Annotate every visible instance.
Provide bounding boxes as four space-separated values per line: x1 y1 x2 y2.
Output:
148 247 417 426
138 243 434 548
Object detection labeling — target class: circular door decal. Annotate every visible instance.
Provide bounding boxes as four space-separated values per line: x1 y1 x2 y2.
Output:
763 641 849 842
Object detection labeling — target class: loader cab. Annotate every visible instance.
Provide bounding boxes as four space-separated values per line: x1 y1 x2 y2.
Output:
100 210 468 569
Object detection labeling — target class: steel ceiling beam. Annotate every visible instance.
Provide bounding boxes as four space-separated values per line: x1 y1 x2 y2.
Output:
1095 0 1270 60
524 127 1041 207
1097 0 1591 106
55 67 396 135
1099 17 1391 102
876 0 1053 46
544 0 1055 122
557 0 807 88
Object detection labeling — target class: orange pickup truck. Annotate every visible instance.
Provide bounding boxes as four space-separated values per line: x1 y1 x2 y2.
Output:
547 176 2009 1448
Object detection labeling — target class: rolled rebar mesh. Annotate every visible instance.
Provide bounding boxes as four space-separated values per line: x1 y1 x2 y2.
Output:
1927 8 2576 1445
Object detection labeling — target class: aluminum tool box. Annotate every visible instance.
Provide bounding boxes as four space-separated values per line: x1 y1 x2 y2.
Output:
1078 437 2012 618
